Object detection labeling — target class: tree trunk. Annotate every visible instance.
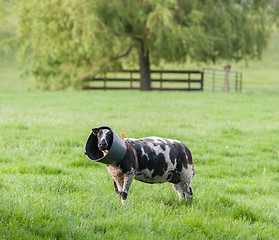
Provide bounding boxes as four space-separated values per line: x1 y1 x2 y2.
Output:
136 40 151 90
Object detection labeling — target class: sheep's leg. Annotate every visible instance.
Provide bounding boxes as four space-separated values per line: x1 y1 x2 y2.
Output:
113 178 124 196
120 173 135 205
172 183 184 201
173 167 193 201
113 180 121 196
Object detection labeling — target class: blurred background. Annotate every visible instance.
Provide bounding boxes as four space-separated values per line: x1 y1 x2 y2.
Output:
1 0 279 93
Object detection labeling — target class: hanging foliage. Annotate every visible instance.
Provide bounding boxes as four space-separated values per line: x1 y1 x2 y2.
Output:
12 0 274 90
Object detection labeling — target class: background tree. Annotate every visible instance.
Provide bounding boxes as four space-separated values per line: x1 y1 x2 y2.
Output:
14 0 274 90
0 0 15 43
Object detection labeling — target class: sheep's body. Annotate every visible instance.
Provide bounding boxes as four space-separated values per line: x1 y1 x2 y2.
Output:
106 136 194 204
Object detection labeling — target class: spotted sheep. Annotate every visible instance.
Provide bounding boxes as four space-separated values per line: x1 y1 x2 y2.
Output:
96 128 195 204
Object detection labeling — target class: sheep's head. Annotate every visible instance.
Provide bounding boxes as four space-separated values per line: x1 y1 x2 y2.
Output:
85 126 128 165
95 128 113 152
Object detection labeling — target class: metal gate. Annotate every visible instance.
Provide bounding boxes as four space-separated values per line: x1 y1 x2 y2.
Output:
203 68 242 92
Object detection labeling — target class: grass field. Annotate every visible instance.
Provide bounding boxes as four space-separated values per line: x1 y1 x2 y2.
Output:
1 22 279 239
0 91 278 239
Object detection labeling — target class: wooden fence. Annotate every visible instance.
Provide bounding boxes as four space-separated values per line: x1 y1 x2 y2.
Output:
83 70 204 91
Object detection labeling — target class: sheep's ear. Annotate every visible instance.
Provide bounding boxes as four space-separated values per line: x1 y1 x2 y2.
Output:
92 128 99 136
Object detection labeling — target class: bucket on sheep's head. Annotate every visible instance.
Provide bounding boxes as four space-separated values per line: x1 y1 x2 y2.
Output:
84 126 127 165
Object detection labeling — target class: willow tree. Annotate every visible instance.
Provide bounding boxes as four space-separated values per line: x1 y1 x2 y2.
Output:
15 0 272 90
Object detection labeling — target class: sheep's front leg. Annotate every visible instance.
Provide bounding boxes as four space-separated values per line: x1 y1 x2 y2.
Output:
120 172 135 205
113 178 124 196
113 180 120 196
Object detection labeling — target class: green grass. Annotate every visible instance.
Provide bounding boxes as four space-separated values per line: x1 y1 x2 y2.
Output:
0 91 278 239
0 22 278 240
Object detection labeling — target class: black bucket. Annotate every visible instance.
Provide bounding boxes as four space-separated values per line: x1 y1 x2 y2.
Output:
85 126 127 165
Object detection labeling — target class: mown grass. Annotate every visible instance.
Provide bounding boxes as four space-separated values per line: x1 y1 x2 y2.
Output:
1 21 278 240
0 91 278 239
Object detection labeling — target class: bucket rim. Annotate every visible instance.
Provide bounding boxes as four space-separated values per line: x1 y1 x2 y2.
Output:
85 126 127 165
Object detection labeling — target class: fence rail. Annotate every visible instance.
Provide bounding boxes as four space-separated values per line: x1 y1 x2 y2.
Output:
83 70 204 91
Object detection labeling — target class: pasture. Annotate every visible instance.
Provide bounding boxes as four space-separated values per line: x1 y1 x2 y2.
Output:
0 91 278 239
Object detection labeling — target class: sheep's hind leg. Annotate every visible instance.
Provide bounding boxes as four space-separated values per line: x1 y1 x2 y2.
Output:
172 168 193 201
180 167 193 199
173 182 193 201
172 183 184 201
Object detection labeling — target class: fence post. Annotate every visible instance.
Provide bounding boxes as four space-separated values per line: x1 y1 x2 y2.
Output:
187 73 190 90
213 69 215 92
223 64 231 92
160 72 163 90
235 73 238 92
201 71 204 90
240 72 243 92
104 72 107 90
130 71 133 89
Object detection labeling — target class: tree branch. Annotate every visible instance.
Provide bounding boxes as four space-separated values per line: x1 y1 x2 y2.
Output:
110 43 134 62
77 43 135 82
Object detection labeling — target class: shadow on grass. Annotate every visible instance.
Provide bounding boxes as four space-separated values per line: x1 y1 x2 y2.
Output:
153 195 194 208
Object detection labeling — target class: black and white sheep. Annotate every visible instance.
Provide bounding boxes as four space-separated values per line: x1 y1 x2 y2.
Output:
94 128 195 204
